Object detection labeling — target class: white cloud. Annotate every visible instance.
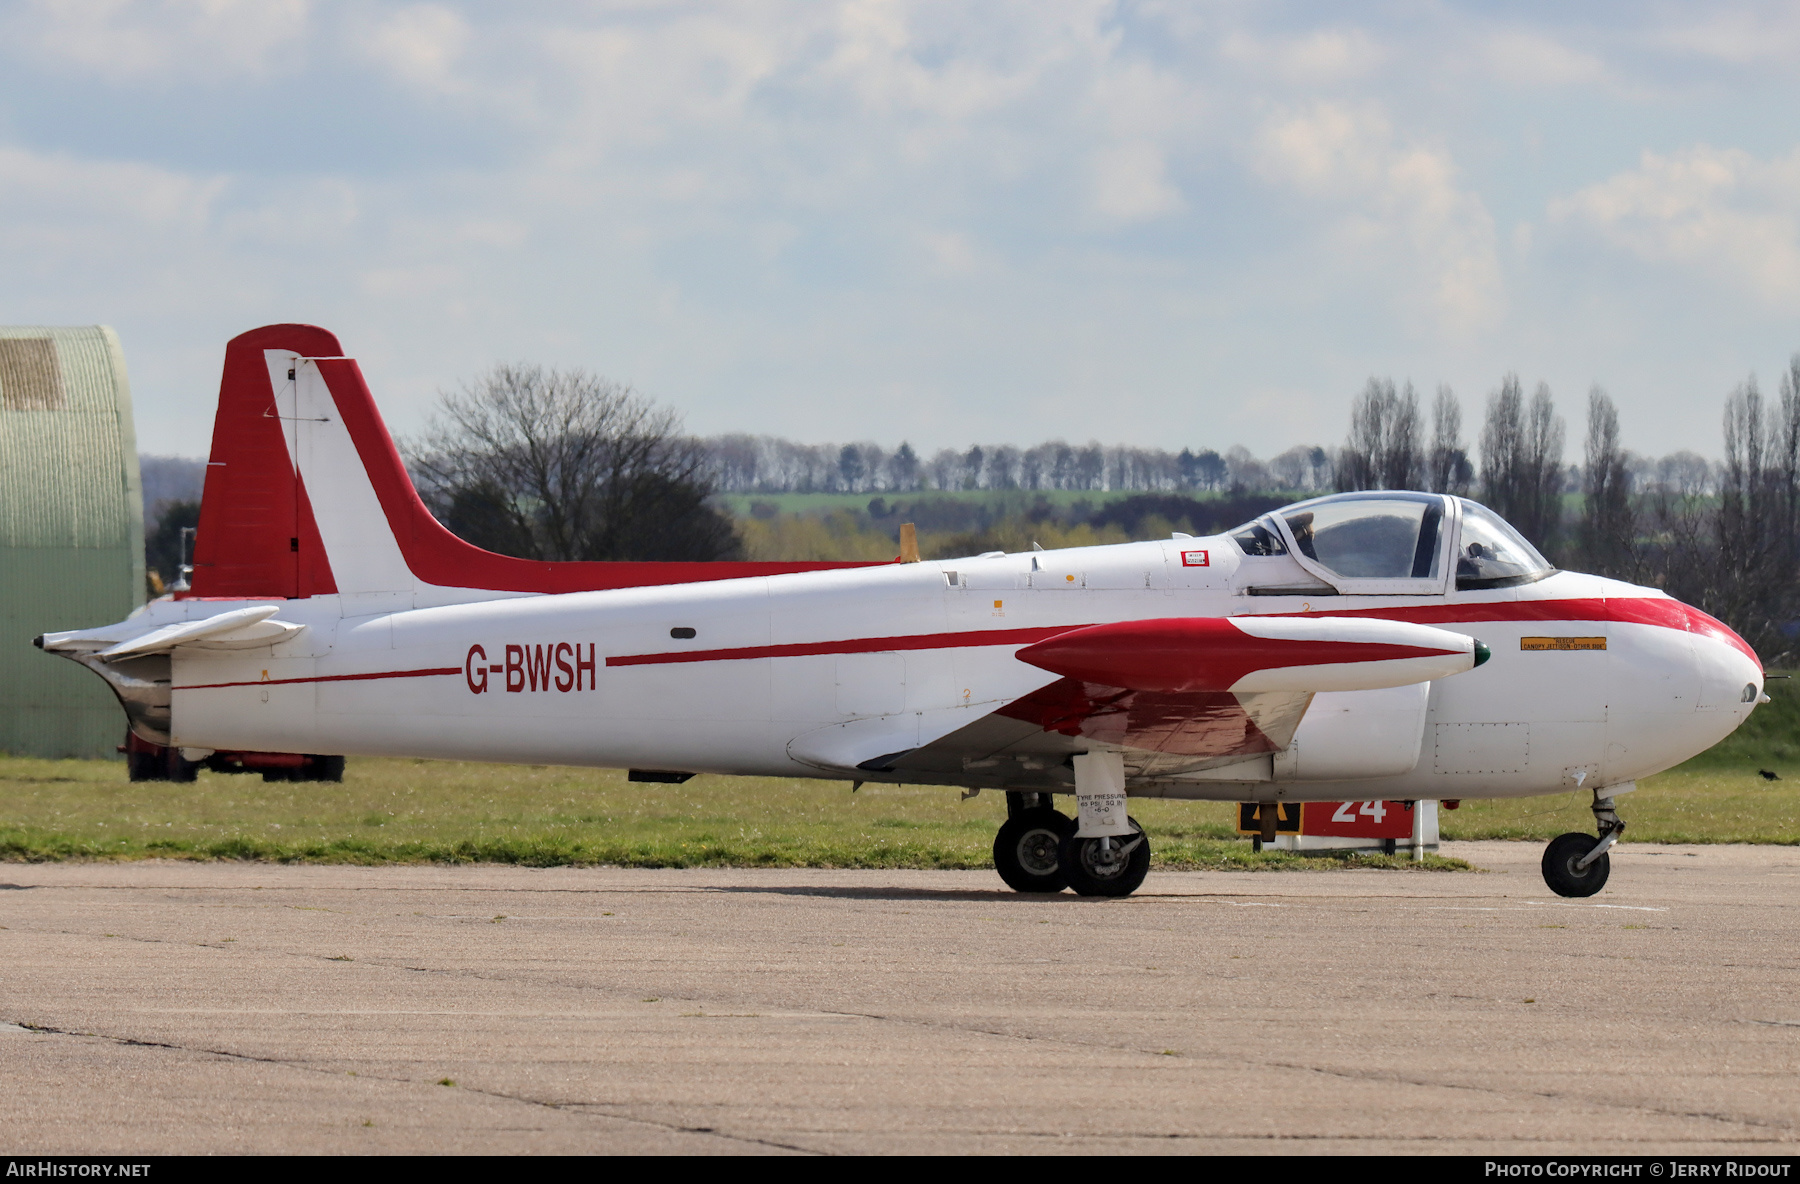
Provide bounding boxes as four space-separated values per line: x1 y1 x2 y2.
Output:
1550 145 1800 304
1220 27 1387 84
360 4 470 92
1090 140 1182 221
0 144 225 242
10 0 310 82
1479 29 1610 87
1255 103 1503 335
1646 8 1800 64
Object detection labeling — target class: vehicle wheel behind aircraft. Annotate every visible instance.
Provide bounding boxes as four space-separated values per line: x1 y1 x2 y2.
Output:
994 807 1075 893
126 751 166 782
1542 832 1610 898
166 748 199 783
1059 817 1151 898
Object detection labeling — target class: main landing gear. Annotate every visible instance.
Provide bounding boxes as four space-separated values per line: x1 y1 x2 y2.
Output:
993 793 1074 893
1541 788 1627 898
1000 748 1152 896
992 787 1153 899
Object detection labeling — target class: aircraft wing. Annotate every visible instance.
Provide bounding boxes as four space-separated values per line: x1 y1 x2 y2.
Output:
840 615 1483 790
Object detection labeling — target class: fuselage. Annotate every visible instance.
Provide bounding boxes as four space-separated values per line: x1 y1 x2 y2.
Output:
148 532 1761 804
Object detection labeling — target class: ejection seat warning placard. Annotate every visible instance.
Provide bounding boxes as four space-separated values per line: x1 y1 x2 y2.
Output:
1521 636 1607 650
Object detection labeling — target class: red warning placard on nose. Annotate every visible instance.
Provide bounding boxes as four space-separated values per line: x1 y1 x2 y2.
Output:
1180 550 1210 567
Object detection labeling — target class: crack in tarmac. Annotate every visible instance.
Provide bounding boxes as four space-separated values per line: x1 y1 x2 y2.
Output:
9 859 1797 1152
26 921 1786 1143
14 1014 1787 1152
6 1019 819 1155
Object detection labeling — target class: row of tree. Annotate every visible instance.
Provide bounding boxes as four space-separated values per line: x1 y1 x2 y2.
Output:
701 435 1334 496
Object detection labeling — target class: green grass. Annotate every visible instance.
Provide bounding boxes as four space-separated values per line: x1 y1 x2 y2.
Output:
1434 765 1799 844
0 754 1469 871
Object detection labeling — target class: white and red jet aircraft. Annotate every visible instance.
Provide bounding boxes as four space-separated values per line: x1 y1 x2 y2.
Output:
41 325 1768 898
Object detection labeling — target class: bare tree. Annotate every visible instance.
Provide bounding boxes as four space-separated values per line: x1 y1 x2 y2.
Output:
1713 377 1800 656
1428 385 1472 494
410 363 740 562
886 442 921 491
1340 378 1423 490
1480 375 1565 548
1581 387 1634 577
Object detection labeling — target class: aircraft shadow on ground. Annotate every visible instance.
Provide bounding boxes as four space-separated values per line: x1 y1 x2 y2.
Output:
697 883 1070 903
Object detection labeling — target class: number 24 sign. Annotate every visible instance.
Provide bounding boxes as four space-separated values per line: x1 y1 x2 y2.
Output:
1301 800 1414 839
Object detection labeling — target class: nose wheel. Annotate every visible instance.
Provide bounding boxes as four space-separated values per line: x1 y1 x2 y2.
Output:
1541 790 1626 897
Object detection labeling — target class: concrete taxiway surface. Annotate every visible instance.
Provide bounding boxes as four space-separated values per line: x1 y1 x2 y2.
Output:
2 841 1797 1155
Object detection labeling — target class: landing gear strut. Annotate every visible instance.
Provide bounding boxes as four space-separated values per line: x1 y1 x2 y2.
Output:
1060 750 1152 897
994 793 1075 893
1541 789 1626 898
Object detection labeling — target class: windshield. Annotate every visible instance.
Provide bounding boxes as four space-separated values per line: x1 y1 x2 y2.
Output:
1281 495 1443 581
1230 520 1287 556
1456 500 1553 588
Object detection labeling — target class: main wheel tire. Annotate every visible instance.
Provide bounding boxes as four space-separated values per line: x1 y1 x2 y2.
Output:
309 755 346 783
1542 832 1610 897
1059 816 1151 898
127 751 166 782
166 749 199 783
993 807 1075 893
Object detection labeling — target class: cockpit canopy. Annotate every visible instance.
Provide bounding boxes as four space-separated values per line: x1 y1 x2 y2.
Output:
1230 492 1552 595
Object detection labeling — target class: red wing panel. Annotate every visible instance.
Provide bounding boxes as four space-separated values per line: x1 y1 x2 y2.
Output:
1016 616 1458 693
996 677 1279 758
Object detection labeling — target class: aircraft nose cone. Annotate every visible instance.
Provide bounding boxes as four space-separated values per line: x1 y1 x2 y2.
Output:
1683 604 1764 708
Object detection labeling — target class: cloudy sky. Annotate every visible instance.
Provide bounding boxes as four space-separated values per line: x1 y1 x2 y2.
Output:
3 1 1799 460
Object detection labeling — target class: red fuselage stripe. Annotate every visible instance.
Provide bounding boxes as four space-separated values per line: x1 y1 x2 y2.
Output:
604 626 1092 667
181 666 461 691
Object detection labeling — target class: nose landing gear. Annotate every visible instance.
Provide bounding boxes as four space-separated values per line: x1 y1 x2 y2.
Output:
1541 788 1628 897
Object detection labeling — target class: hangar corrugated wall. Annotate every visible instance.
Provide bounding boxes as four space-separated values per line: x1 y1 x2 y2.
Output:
0 325 144 759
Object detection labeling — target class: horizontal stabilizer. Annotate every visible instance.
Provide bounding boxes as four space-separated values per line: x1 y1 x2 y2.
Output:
1016 615 1482 694
39 606 306 659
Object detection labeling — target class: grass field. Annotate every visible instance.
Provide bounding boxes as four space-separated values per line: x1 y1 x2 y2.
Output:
4 678 1792 868
0 756 1471 871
